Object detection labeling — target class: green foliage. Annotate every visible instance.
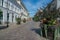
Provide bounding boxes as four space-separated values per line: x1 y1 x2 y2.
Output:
0 9 3 24
33 16 40 22
0 9 3 19
48 19 56 26
23 18 26 23
16 18 21 24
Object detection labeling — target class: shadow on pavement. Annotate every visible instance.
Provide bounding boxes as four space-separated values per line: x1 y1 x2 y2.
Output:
31 28 41 36
0 25 8 30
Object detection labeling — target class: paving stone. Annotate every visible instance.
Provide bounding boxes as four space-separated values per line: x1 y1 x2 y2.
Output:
0 21 48 40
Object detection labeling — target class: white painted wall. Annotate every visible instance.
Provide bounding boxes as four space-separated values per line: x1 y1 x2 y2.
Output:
57 0 60 9
0 0 2 6
0 0 29 23
3 8 7 23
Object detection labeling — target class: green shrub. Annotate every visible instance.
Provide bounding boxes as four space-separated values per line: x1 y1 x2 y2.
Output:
33 16 40 22
23 18 26 23
0 9 3 24
0 9 3 18
48 19 56 26
16 18 21 24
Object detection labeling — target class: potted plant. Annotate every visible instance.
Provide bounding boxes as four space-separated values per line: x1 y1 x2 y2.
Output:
43 18 57 39
16 18 21 24
23 18 26 23
41 17 57 38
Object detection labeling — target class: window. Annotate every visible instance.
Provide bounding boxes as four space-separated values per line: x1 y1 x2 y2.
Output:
17 8 19 13
0 0 2 6
16 8 18 12
3 0 7 8
8 2 10 9
11 5 14 10
13 5 15 11
12 13 14 22
15 15 17 19
15 7 16 11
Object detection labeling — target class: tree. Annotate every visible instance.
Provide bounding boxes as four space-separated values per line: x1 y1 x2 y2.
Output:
42 2 58 20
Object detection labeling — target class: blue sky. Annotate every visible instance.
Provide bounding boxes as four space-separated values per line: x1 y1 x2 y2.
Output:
22 0 52 17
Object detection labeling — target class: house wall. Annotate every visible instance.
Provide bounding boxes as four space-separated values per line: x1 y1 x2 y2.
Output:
0 0 29 24
57 0 60 9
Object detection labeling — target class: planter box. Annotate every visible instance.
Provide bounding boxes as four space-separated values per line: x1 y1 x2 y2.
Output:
41 24 60 40
53 25 60 40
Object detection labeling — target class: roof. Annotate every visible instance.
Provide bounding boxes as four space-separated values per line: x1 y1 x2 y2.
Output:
8 0 21 9
20 0 28 11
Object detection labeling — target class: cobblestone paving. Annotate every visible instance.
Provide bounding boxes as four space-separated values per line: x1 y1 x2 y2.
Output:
0 21 47 40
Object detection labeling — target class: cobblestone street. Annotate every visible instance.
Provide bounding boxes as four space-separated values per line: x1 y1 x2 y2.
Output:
0 21 47 40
